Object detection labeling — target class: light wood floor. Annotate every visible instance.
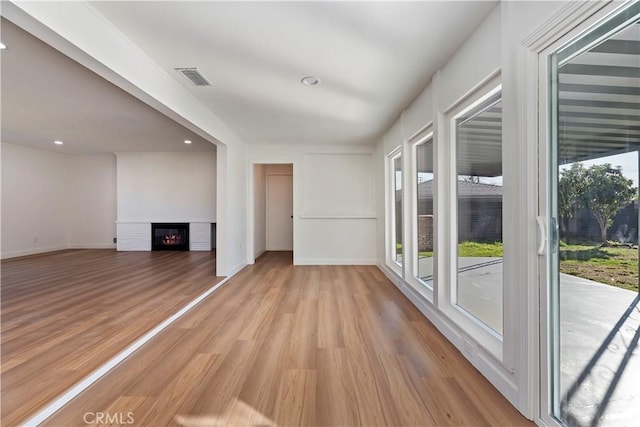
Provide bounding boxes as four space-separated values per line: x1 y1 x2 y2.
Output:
35 252 531 427
1 249 220 427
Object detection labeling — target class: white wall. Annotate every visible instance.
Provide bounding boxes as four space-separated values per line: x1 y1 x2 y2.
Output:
1 143 118 258
301 154 374 217
217 142 248 275
248 144 376 265
68 154 117 248
2 148 217 257
436 5 502 113
116 151 216 222
1 143 70 257
253 164 266 257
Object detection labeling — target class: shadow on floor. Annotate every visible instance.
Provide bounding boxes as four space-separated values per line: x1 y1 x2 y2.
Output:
561 294 640 427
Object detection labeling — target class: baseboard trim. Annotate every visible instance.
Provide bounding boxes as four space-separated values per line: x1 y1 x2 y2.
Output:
253 249 266 262
69 243 117 249
2 244 122 260
294 258 377 265
1 245 68 260
225 260 248 277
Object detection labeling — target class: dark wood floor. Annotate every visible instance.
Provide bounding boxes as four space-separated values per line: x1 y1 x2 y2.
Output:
34 252 531 427
1 249 220 427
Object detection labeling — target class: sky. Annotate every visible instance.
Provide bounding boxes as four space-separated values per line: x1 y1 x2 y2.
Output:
559 151 639 188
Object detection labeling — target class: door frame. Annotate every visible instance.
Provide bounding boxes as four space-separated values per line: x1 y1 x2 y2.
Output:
246 160 297 265
526 1 626 425
266 172 294 251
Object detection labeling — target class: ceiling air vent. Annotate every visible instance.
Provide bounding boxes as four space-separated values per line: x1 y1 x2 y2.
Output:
175 68 212 87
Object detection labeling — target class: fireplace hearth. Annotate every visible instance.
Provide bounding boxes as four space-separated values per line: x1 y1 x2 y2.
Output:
151 223 189 251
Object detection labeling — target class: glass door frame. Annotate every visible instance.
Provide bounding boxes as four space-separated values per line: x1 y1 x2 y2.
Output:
537 2 640 425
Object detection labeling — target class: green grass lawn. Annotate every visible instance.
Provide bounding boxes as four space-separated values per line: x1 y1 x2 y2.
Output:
418 241 503 258
560 243 639 292
458 241 503 257
410 239 638 292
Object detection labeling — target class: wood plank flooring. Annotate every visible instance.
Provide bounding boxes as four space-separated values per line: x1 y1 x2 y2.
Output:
1 249 220 427
37 252 532 427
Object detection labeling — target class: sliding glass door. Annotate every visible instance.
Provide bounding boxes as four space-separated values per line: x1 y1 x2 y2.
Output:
547 4 640 425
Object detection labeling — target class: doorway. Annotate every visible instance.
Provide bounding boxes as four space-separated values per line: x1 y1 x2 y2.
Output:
267 172 293 250
253 164 293 259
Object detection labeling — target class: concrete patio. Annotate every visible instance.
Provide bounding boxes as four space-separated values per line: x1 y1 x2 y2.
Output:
417 255 639 426
559 274 639 426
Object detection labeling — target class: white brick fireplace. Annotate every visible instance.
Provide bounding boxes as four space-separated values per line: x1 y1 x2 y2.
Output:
116 221 213 251
115 152 216 252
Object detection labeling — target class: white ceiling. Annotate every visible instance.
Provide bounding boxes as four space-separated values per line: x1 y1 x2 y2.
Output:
0 19 215 154
1 1 497 153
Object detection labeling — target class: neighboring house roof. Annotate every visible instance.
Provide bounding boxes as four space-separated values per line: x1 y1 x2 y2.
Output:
396 180 503 201
454 180 503 198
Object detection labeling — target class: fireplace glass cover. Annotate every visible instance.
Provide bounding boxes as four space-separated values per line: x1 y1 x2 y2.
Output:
151 223 189 251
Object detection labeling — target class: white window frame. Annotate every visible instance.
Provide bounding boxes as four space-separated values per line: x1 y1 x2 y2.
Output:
387 148 403 275
406 126 435 301
439 73 504 359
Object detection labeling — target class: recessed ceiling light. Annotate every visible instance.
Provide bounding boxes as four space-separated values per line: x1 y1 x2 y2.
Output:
184 140 192 144
54 140 64 145
0 42 6 50
301 76 320 86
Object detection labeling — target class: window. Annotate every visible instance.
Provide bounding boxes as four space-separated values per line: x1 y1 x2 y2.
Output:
415 137 434 287
390 152 403 267
455 90 503 334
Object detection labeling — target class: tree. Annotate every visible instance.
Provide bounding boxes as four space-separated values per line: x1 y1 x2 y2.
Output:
557 163 585 236
460 175 481 184
559 163 636 245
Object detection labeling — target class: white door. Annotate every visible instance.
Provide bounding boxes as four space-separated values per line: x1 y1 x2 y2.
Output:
266 174 293 251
